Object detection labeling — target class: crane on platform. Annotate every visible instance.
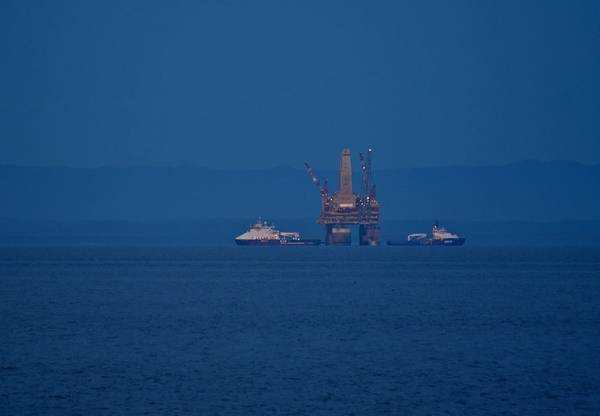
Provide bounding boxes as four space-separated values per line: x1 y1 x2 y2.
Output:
304 162 329 203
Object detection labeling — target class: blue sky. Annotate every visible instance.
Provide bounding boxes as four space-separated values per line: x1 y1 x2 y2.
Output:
1 0 599 169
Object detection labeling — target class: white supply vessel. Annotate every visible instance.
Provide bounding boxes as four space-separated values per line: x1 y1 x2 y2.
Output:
235 219 321 246
387 221 466 246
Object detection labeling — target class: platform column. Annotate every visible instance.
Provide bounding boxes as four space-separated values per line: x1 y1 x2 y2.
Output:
325 224 352 246
359 224 380 246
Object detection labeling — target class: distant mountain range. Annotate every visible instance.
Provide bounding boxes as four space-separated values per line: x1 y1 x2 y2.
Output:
1 161 598 222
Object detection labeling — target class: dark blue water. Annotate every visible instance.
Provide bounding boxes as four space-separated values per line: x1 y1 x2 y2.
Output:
1 247 599 415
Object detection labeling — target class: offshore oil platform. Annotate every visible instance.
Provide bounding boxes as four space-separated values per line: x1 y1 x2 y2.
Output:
305 148 380 245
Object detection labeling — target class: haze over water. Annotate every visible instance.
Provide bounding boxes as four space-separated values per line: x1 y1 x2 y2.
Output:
2 246 599 415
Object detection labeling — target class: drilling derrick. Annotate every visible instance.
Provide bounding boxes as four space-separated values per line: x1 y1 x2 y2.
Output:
305 148 380 245
358 148 380 245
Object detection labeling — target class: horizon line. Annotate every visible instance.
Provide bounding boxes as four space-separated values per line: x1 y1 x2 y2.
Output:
0 159 598 171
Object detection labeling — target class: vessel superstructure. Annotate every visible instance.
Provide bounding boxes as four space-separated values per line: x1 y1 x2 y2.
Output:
431 222 465 245
235 220 321 246
387 221 466 246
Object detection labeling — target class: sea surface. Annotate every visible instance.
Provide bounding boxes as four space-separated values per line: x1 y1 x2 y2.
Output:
1 246 599 415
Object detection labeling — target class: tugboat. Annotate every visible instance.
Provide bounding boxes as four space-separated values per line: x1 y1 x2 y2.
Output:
235 219 321 246
387 221 466 246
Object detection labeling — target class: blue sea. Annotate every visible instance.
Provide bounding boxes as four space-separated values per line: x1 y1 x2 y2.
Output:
1 246 599 415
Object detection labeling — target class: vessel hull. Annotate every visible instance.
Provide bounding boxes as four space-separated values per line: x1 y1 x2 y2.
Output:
387 238 466 246
431 238 466 246
235 239 321 246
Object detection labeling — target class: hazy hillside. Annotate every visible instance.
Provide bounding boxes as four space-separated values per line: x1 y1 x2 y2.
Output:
1 161 598 222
